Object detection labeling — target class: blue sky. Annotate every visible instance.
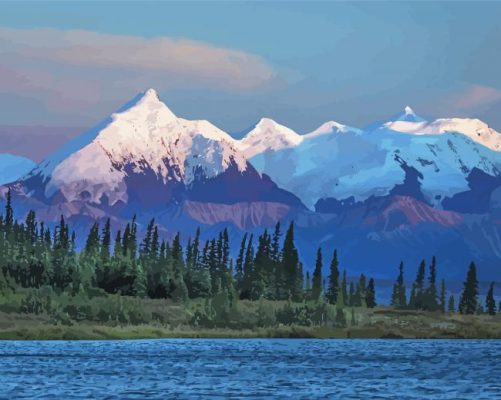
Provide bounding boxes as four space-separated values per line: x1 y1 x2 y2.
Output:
1 1 501 135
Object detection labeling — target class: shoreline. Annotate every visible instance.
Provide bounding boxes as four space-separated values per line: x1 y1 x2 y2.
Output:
1 320 500 341
1 302 500 341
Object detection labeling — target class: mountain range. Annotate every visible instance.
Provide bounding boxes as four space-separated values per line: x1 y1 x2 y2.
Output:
2 89 501 280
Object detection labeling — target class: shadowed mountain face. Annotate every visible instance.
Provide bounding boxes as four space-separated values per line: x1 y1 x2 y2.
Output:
2 93 501 280
1 89 305 233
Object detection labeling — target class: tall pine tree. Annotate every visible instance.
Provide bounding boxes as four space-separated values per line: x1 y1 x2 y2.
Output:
459 262 479 315
390 261 407 309
311 247 322 301
325 250 340 304
486 282 496 316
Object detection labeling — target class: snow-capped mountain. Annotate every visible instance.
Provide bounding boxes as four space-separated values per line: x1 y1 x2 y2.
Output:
381 107 501 151
237 118 303 158
25 89 247 206
3 96 501 279
6 89 304 229
303 120 363 139
244 107 501 209
236 117 360 159
0 154 36 185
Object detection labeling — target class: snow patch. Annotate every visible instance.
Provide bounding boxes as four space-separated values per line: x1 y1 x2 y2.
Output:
237 118 303 158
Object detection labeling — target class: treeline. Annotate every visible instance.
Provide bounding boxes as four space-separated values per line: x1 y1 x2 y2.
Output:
0 191 376 312
0 189 498 323
390 258 498 315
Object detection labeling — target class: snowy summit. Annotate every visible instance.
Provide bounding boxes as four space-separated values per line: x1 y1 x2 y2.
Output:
29 88 247 205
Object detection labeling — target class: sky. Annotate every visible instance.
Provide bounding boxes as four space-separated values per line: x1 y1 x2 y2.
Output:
1 1 501 151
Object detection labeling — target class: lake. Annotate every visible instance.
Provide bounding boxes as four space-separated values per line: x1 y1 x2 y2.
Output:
0 339 500 399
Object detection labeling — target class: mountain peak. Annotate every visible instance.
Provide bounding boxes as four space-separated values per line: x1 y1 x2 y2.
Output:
386 106 426 123
115 88 177 122
238 118 303 158
144 87 159 97
255 117 280 127
304 120 362 138
404 105 415 115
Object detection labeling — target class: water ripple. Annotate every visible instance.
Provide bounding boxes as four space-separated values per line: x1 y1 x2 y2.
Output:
0 339 500 399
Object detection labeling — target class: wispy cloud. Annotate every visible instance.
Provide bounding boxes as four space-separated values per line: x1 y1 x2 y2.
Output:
0 27 276 90
420 82 501 120
453 83 501 111
0 27 279 124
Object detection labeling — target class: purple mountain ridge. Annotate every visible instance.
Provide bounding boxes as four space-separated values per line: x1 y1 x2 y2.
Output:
2 90 501 281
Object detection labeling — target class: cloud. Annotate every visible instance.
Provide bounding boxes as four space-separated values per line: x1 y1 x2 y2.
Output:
419 82 501 120
0 27 276 91
0 27 281 124
453 83 501 110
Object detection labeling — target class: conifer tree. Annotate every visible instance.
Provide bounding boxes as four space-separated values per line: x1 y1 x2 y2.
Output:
409 260 426 310
459 262 479 315
100 218 111 263
424 256 439 311
341 270 348 305
358 274 367 307
486 282 496 316
113 231 122 258
235 233 247 291
305 271 311 294
448 294 455 313
191 227 201 269
222 228 230 271
311 247 322 301
281 222 301 301
325 249 340 304
439 279 446 313
366 278 376 308
241 234 254 299
391 261 407 309
270 222 281 263
250 231 270 300
4 189 13 232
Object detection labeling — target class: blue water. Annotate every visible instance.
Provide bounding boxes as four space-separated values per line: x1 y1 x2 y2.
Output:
0 339 500 399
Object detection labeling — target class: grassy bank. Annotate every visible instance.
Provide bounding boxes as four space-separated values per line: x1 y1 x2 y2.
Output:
1 304 500 340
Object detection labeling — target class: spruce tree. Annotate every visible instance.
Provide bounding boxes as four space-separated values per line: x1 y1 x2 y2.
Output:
281 222 301 301
424 256 439 311
250 231 270 300
270 222 281 263
459 262 479 315
241 234 254 299
448 294 455 313
486 282 496 316
358 274 367 307
235 233 247 291
391 261 407 309
305 271 311 294
100 218 111 263
409 260 426 310
325 249 339 304
439 279 446 313
341 270 348 305
4 188 13 232
365 278 376 308
311 247 322 301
